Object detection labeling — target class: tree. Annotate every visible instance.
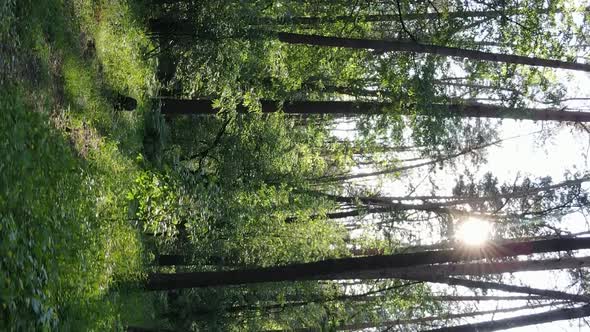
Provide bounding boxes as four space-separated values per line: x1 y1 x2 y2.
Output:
148 9 558 32
146 238 590 290
317 134 526 182
337 255 590 280
159 99 590 122
334 302 563 331
431 295 548 301
330 175 590 204
424 277 590 303
277 32 590 72
422 304 590 332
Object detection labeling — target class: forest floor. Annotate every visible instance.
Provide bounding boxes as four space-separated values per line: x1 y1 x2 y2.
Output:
1 0 164 329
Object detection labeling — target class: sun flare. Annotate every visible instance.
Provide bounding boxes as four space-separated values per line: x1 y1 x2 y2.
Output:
456 218 492 246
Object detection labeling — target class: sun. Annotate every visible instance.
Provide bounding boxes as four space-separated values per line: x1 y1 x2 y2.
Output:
456 218 492 246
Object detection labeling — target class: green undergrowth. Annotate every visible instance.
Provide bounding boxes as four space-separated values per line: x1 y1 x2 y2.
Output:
1 0 159 330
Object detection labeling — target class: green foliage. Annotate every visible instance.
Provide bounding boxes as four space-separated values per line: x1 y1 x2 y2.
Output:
127 168 184 239
0 85 144 330
1 87 63 330
1 0 158 330
92 3 155 98
161 112 351 268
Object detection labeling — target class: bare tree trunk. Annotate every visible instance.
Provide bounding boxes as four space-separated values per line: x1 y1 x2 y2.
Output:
278 32 590 72
146 238 590 290
337 302 561 331
149 8 560 35
285 200 455 223
434 80 518 93
425 277 590 303
326 175 590 204
159 99 590 122
399 232 590 253
320 134 524 182
253 9 554 26
421 304 590 332
431 295 545 301
337 256 590 280
286 202 447 222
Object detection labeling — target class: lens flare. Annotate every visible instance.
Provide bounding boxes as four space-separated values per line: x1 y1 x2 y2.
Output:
456 218 492 246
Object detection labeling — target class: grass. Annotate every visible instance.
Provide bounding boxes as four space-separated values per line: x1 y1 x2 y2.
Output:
0 0 160 330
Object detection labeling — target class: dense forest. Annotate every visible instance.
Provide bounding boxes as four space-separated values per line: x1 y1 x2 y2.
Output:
3 0 590 331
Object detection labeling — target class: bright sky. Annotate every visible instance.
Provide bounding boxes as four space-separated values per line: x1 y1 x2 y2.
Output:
472 5 590 322
416 100 590 329
496 65 590 332
327 2 590 325
332 73 590 330
457 116 590 331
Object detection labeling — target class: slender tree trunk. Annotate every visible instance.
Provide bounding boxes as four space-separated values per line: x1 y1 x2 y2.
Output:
426 277 590 303
321 134 521 182
149 8 558 35
337 302 561 331
398 232 590 253
148 19 197 37
421 304 590 332
349 144 426 155
431 295 545 301
145 238 590 290
337 256 590 280
434 80 518 93
314 175 590 203
192 282 418 318
395 177 588 202
159 99 590 122
277 32 590 72
253 9 554 26
285 202 450 223
286 207 389 222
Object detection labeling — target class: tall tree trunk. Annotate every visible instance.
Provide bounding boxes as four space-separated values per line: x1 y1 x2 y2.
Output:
194 282 416 316
286 199 463 223
159 99 590 122
286 203 447 223
253 9 554 26
431 295 545 301
426 277 590 303
286 207 389 222
322 175 590 204
397 232 590 254
277 32 590 72
319 134 526 182
146 238 590 290
421 304 590 332
337 256 590 280
434 80 518 93
336 302 561 331
149 8 560 35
